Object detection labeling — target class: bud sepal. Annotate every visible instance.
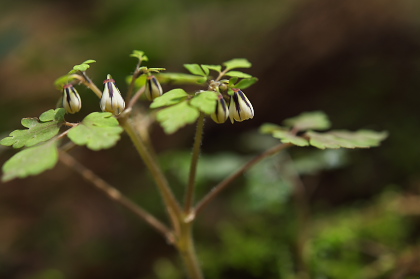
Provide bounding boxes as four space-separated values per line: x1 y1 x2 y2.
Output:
145 75 163 101
228 89 254 123
63 84 82 114
211 94 229 124
100 75 126 115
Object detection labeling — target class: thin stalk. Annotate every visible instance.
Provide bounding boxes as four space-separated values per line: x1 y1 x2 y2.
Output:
177 222 204 279
195 142 293 215
59 150 175 244
184 114 205 218
119 116 183 235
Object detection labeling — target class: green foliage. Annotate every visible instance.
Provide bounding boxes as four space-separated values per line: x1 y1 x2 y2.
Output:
223 58 252 70
150 89 189 108
224 71 252 78
307 130 389 149
68 59 96 74
184 64 208 77
201 64 222 73
156 102 200 134
2 140 59 182
232 77 258 89
68 112 124 151
130 50 148 62
261 111 388 149
283 111 331 131
189 91 218 114
157 72 207 85
0 109 65 148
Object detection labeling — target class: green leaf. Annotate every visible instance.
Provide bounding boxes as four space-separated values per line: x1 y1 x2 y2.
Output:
130 50 149 61
157 73 207 85
201 64 222 73
225 71 252 79
54 74 76 89
307 130 388 149
272 130 309 146
150 89 189 108
233 77 258 89
148 67 166 73
283 111 331 131
68 112 124 151
189 91 218 114
69 60 96 74
223 58 252 70
184 64 207 76
156 101 200 134
259 123 285 134
0 109 66 149
2 141 59 182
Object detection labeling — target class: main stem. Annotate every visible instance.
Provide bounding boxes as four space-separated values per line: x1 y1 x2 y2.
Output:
119 116 183 235
184 114 205 218
177 222 204 279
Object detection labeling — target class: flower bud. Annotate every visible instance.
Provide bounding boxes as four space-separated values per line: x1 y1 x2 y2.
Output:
229 89 254 123
63 84 82 114
101 74 125 115
145 75 163 101
211 94 229 124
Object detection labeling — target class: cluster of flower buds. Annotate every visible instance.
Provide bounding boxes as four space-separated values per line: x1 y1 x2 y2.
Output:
209 82 254 124
62 74 126 116
100 74 126 115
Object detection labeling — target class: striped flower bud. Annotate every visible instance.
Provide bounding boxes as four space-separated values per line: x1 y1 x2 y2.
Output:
63 84 82 114
229 89 254 123
211 94 229 124
101 74 125 115
145 75 163 101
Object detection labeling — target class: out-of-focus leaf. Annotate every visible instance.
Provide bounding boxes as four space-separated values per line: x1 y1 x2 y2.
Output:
150 89 189 108
307 130 388 149
234 77 258 89
190 91 218 114
68 112 123 150
156 102 200 134
259 123 285 134
225 71 252 79
272 130 309 146
184 64 207 76
0 108 65 148
223 58 252 70
201 64 222 73
157 72 207 85
130 50 148 61
284 111 331 131
2 141 58 182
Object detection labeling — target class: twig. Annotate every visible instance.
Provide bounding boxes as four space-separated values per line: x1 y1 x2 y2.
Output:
195 142 293 215
59 150 175 244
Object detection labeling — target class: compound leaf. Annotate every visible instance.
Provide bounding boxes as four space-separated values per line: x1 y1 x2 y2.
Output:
156 101 200 134
233 77 258 89
157 73 207 85
190 91 218 114
2 140 59 182
284 111 331 131
68 112 123 151
225 71 252 79
307 130 388 149
272 130 309 147
201 64 222 73
69 59 96 74
0 108 66 149
150 89 189 108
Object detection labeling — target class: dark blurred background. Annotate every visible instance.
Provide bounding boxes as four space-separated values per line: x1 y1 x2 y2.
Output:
1 0 420 278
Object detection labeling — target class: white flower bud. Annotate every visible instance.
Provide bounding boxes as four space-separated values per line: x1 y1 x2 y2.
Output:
211 94 229 124
229 89 254 123
63 84 82 114
100 74 125 115
145 75 163 101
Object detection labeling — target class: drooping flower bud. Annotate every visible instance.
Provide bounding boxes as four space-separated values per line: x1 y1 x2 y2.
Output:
63 84 82 114
101 74 125 115
229 89 254 123
145 75 163 101
211 94 229 124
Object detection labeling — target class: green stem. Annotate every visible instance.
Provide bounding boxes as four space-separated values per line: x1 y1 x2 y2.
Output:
119 116 183 235
184 114 205 218
195 142 293 215
177 222 204 279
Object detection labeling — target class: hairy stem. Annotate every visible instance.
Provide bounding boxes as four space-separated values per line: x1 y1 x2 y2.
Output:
119 116 183 236
59 150 175 244
195 142 293 215
184 114 205 218
177 222 204 279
